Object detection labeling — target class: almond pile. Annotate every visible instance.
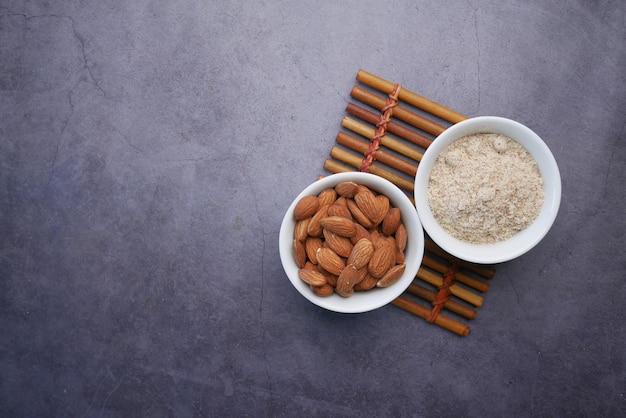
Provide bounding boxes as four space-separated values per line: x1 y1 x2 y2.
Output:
292 181 408 298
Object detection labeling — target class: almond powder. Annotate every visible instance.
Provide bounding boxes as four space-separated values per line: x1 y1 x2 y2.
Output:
427 133 544 244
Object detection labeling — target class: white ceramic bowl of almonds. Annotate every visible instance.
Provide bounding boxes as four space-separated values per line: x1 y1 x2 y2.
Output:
280 172 424 313
414 116 561 264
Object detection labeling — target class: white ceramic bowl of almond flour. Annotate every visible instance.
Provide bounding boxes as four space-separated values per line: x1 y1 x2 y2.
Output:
414 116 561 264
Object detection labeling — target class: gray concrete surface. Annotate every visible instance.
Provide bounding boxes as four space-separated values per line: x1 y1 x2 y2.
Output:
1 1 624 416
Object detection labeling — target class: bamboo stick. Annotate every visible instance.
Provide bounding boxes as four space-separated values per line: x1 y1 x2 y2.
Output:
392 296 470 336
323 158 352 175
322 159 416 205
424 239 496 279
405 283 477 320
342 116 424 162
351 86 447 137
422 255 490 293
346 102 433 150
417 267 484 307
356 69 469 124
335 132 417 177
329 147 415 192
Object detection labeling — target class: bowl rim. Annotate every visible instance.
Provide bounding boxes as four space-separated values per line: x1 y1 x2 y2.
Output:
414 116 562 264
280 172 425 313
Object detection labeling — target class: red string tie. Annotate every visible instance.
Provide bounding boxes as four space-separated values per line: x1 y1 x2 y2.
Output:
427 262 460 323
358 83 402 172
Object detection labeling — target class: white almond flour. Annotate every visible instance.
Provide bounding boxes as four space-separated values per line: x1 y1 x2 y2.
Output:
427 133 544 244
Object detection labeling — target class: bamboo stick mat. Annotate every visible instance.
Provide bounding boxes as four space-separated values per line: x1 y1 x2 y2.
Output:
322 69 496 336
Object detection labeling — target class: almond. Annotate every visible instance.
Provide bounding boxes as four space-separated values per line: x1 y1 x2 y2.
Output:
354 190 380 223
376 264 406 288
317 265 338 287
395 222 407 252
370 230 382 245
347 238 375 270
327 203 352 220
354 273 378 291
316 247 345 276
323 229 353 258
381 207 401 236
374 195 390 224
335 181 359 198
334 196 348 207
293 239 306 268
383 235 397 250
336 264 358 297
305 237 323 264
346 199 373 229
318 188 337 206
396 248 405 264
311 283 334 297
357 184 375 195
350 223 370 245
294 218 310 241
336 287 354 298
355 266 369 285
298 269 327 287
293 195 319 221
368 242 397 278
372 235 395 250
319 216 356 237
307 205 329 237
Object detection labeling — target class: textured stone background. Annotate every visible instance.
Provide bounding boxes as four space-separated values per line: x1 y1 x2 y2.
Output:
1 1 624 416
